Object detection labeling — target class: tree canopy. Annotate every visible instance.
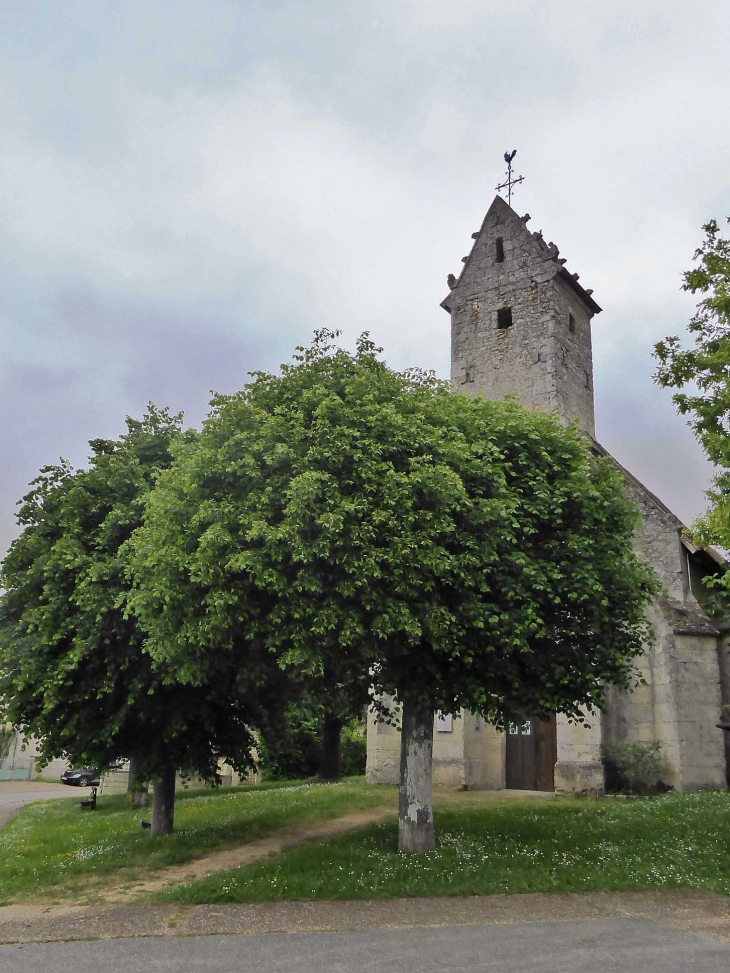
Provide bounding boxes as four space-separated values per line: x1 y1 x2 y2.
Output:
654 217 730 553
129 332 657 849
0 406 262 833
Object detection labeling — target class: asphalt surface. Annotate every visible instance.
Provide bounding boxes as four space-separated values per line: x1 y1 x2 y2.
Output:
1 918 728 972
0 782 86 829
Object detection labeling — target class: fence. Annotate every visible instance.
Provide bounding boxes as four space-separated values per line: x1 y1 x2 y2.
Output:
0 757 34 781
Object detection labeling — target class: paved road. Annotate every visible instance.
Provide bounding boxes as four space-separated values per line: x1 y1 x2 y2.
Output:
1 919 728 972
0 782 86 829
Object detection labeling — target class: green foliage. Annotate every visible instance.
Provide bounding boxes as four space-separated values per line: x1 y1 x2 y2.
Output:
257 713 366 781
130 331 657 730
159 791 730 904
0 406 259 784
340 723 367 777
601 741 664 793
256 711 322 781
654 217 730 554
0 779 388 903
250 659 367 781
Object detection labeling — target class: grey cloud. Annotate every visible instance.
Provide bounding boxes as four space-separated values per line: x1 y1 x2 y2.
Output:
0 295 289 556
1 0 728 560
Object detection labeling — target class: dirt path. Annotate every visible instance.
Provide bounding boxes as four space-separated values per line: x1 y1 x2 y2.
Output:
101 803 396 903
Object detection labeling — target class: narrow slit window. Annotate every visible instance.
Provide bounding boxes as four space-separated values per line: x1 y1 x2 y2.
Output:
569 312 576 333
495 236 504 263
497 306 512 330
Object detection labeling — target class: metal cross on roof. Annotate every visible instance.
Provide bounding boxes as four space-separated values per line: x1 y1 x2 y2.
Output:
495 149 525 208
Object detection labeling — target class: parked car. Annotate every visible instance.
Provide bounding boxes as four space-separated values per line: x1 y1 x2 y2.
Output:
60 762 125 787
60 768 101 787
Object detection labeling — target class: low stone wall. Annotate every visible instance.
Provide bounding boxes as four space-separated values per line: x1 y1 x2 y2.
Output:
100 768 254 796
100 770 130 794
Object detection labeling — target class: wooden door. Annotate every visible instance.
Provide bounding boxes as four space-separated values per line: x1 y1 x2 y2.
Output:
505 715 557 791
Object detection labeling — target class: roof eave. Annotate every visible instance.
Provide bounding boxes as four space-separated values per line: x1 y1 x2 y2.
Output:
557 266 602 315
680 535 728 569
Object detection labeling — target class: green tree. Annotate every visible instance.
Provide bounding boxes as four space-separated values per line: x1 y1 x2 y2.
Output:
256 683 367 782
129 333 657 852
654 217 730 552
0 725 13 761
0 407 260 834
290 658 369 781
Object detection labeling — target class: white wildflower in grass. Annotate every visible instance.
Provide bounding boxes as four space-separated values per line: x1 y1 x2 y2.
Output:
150 790 730 907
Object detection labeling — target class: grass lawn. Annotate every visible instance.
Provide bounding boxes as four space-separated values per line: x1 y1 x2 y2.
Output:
0 777 390 903
157 790 730 905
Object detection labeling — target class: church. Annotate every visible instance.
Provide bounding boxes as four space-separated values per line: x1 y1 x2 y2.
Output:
366 194 730 795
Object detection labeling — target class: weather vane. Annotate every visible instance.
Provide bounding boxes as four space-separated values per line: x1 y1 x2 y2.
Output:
495 149 524 208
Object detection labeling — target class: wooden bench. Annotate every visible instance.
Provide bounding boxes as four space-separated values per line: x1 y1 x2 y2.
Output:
80 787 97 810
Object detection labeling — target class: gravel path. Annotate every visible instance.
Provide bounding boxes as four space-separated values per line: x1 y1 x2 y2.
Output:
1 890 729 947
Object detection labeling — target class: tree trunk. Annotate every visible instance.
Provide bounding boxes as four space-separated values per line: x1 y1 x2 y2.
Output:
151 763 176 836
127 755 149 810
320 715 343 780
398 697 435 853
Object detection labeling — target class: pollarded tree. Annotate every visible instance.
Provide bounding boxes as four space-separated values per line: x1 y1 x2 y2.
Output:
129 333 657 852
0 406 262 834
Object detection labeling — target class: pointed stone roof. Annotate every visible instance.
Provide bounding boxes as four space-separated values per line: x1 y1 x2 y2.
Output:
441 195 602 315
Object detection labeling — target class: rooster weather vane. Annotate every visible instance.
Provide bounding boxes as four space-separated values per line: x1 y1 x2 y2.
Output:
495 149 524 208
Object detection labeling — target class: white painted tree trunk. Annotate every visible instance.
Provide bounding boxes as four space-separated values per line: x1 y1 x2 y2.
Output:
398 697 435 853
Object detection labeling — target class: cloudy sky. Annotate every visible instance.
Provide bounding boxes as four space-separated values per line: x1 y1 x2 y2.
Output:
1 1 728 559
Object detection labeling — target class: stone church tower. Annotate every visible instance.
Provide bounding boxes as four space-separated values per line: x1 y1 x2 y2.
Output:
367 195 730 795
445 195 599 437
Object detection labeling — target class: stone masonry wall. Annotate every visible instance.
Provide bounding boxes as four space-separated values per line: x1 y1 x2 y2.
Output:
602 599 726 791
602 604 684 789
463 712 505 790
554 710 604 796
716 634 730 784
601 463 726 790
367 705 506 791
367 701 474 788
619 471 687 602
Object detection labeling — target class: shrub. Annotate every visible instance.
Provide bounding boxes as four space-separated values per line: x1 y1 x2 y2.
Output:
602 741 665 793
